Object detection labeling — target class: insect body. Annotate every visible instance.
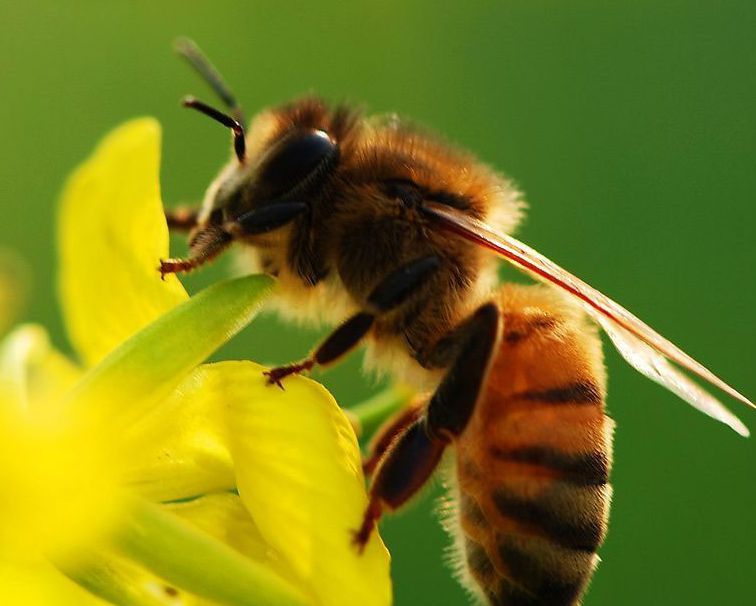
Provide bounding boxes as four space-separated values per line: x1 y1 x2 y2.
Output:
162 40 752 606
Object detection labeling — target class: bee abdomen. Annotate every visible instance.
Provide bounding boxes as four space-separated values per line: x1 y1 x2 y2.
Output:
458 442 612 605
454 286 614 605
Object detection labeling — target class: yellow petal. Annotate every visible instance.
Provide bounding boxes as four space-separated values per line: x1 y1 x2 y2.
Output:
123 367 235 503
0 326 122 561
167 493 301 591
0 560 109 606
0 407 124 561
58 118 187 368
222 361 392 606
0 324 80 416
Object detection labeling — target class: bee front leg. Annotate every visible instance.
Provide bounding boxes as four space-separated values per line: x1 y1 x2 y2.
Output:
264 255 441 387
353 303 500 551
160 203 309 279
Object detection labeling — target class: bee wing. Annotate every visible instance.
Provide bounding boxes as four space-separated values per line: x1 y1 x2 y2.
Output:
596 317 749 436
422 203 753 436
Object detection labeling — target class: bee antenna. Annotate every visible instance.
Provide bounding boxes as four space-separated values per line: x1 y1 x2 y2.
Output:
182 96 247 163
174 37 246 125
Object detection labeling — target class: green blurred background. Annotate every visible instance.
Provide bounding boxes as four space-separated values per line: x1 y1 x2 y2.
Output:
1 1 754 604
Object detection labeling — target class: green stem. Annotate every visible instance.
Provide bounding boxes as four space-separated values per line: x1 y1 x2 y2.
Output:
347 384 415 439
114 497 308 606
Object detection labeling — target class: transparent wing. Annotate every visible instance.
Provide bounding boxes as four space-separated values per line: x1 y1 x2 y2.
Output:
421 203 753 436
596 317 749 436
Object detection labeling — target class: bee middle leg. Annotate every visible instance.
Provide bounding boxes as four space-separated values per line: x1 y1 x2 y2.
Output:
353 303 501 550
264 255 441 386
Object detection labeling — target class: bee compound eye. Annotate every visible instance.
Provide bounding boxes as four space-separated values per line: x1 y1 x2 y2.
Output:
257 129 339 197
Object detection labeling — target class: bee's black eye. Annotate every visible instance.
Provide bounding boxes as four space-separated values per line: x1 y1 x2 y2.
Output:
257 129 339 199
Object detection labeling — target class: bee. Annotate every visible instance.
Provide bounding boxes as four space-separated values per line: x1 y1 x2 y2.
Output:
161 39 753 606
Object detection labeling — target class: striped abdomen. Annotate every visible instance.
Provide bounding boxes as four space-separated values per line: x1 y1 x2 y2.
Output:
453 285 614 606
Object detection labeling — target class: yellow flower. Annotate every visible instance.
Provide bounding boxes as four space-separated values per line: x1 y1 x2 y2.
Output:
0 119 392 605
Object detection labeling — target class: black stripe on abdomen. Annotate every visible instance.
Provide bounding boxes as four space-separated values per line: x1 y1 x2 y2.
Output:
503 315 558 345
517 381 602 405
485 576 540 606
492 484 606 552
495 533 593 606
460 492 489 528
491 446 610 487
465 538 496 584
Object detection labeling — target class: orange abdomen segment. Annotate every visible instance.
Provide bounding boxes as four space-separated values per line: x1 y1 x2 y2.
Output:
453 285 614 606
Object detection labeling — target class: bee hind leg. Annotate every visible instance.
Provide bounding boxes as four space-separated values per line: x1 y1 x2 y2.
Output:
354 303 501 551
353 413 446 552
423 302 501 438
362 397 426 476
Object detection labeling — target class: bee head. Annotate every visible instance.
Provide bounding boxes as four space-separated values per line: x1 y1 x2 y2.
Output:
168 40 347 278
188 99 340 232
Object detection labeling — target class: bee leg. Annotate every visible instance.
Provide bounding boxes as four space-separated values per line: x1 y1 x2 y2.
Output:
230 202 308 236
159 225 232 279
365 255 440 312
353 413 446 552
160 204 311 279
165 206 201 232
264 312 376 387
362 397 425 476
424 302 501 438
354 303 500 550
265 255 441 386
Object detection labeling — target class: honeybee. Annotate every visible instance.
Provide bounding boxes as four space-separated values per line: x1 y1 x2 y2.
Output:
161 40 753 606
